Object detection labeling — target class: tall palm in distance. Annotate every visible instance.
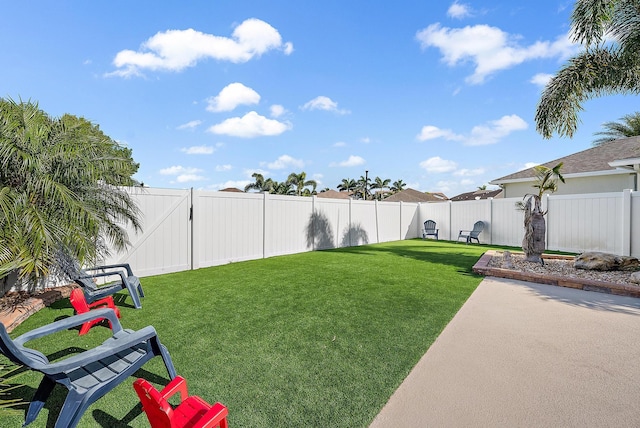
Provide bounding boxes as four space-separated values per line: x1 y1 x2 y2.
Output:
390 180 406 194
244 173 270 192
287 172 317 196
357 174 372 200
536 1 640 138
371 177 391 200
337 178 357 193
593 112 640 146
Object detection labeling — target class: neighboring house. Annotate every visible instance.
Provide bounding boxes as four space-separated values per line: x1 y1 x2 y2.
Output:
449 189 503 201
316 189 353 199
490 136 640 198
219 187 244 193
383 188 448 203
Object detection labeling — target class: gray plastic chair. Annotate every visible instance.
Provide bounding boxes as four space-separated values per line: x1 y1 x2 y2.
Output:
0 308 176 427
60 257 144 309
422 220 438 240
458 221 485 244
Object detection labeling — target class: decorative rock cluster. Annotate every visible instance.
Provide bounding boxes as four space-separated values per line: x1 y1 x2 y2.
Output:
574 252 640 284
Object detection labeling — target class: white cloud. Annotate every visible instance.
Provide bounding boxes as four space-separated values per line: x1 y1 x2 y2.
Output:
206 82 260 112
330 155 365 167
419 115 527 146
466 114 528 146
159 166 206 183
530 73 554 87
333 141 346 147
448 2 472 19
216 164 232 172
159 165 203 175
419 156 458 173
360 137 371 144
181 145 215 155
207 111 292 138
108 18 293 77
302 96 350 114
520 162 540 171
177 120 202 130
177 174 206 183
417 125 464 141
267 154 304 170
270 104 286 118
416 24 578 84
454 168 485 176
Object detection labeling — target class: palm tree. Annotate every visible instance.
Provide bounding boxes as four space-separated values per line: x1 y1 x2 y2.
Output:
356 174 372 200
337 178 357 193
244 173 268 192
269 180 294 195
520 163 565 264
536 1 640 138
371 177 391 200
390 179 406 193
286 172 317 197
477 184 488 191
593 112 640 146
0 98 141 285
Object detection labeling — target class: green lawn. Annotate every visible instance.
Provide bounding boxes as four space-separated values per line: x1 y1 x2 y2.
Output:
1 239 495 427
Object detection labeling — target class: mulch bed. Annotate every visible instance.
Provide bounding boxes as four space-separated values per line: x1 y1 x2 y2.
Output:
0 285 75 333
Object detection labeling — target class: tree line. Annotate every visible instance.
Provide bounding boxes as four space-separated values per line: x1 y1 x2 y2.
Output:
243 172 407 200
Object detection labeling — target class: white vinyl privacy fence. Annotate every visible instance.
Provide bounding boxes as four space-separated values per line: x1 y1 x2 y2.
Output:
102 188 639 277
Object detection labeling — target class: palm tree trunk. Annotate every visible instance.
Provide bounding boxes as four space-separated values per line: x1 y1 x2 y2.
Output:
522 196 546 264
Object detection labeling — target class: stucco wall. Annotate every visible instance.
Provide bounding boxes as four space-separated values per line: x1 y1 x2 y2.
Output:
502 172 637 198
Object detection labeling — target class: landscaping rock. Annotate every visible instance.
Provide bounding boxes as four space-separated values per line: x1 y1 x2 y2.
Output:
631 272 640 284
574 252 640 271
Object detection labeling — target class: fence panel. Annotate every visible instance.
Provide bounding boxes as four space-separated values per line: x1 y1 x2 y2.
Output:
450 200 492 243
401 202 421 239
489 197 524 247
264 194 314 258
546 193 623 254
194 191 265 268
376 201 401 243
632 193 640 258
349 200 378 246
418 202 451 240
102 187 191 277
312 198 352 249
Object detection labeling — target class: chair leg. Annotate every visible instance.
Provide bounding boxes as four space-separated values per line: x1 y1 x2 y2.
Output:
25 377 56 425
54 390 90 428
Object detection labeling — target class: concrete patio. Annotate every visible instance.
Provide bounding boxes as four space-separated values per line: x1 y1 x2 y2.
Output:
370 277 640 427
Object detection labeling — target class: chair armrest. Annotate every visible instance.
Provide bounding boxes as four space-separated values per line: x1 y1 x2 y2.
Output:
78 270 128 285
14 309 122 346
194 402 229 428
88 263 134 277
40 326 161 373
159 375 189 402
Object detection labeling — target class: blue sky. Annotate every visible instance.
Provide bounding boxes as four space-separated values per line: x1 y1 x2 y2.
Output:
2 1 638 197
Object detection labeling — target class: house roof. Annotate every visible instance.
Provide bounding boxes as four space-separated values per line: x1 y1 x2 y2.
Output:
219 187 244 192
491 136 640 184
316 189 352 199
384 188 448 203
450 189 503 201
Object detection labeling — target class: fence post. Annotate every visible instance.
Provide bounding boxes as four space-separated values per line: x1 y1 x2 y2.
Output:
622 189 632 256
543 193 550 251
262 192 267 259
190 187 195 271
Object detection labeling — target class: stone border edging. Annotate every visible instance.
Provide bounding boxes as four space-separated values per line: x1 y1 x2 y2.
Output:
473 250 640 299
0 285 75 333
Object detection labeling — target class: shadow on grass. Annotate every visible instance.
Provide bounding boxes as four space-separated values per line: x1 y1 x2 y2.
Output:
327 239 490 275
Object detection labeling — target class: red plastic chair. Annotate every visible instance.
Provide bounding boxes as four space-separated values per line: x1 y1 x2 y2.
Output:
133 376 229 428
69 288 121 335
